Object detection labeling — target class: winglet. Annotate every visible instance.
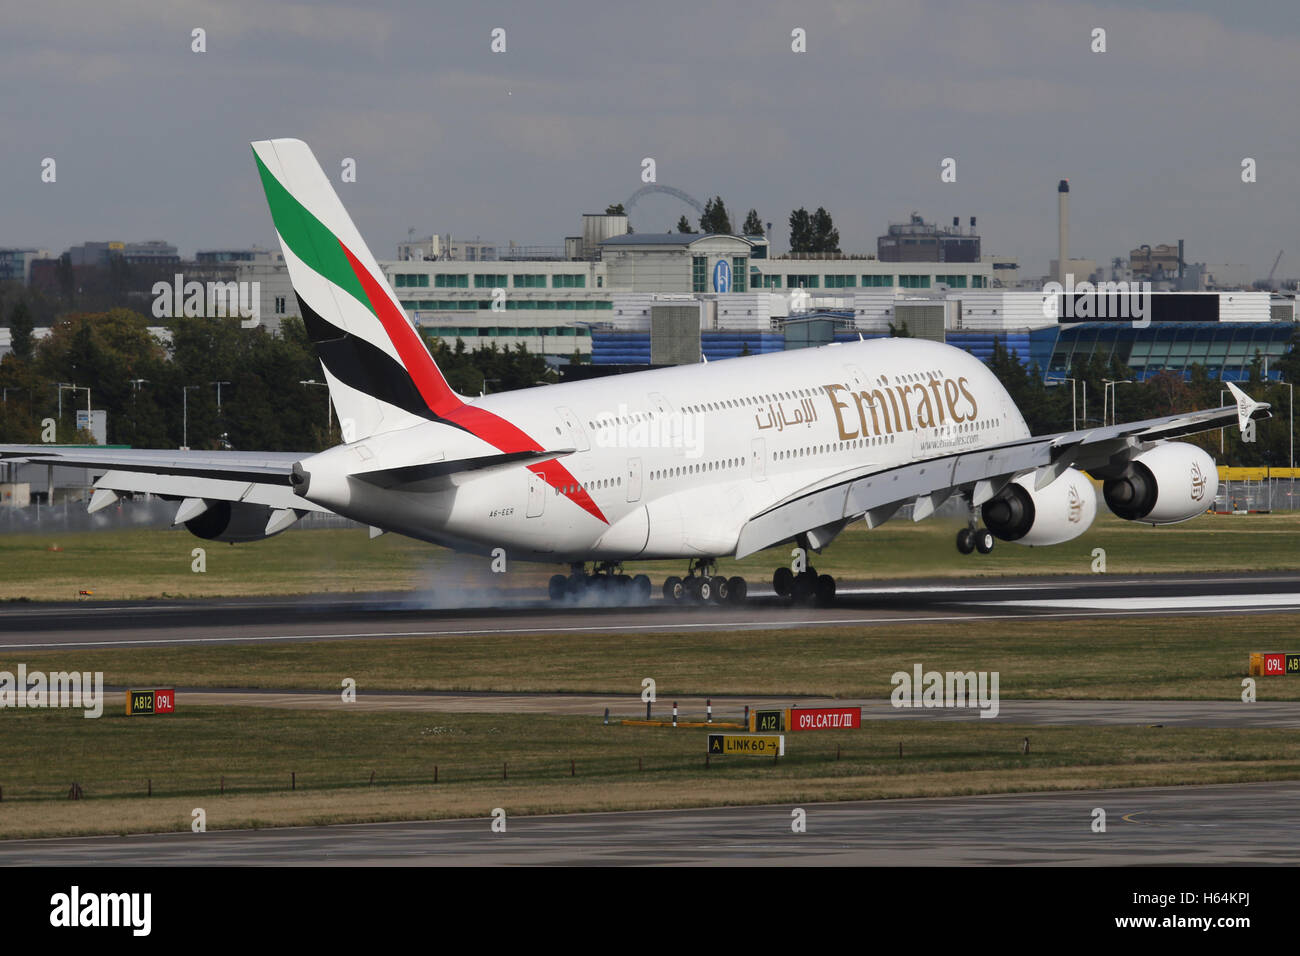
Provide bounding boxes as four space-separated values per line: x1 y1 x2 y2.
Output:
1225 381 1266 432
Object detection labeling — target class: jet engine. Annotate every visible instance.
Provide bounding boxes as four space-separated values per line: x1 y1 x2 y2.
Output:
981 467 1097 546
182 500 294 543
1101 442 1217 525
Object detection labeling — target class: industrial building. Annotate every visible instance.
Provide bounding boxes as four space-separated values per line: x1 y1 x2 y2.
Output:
0 248 52 284
877 213 980 262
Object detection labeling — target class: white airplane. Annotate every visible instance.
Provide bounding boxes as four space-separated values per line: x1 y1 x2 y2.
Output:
1 139 1271 606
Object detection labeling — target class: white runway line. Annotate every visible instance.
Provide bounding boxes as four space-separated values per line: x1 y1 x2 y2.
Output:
995 593 1300 611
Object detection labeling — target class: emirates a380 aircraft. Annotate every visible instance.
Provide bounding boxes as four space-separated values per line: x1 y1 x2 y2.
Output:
1 140 1271 606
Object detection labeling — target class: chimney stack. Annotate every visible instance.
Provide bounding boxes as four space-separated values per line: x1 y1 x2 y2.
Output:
1057 179 1070 283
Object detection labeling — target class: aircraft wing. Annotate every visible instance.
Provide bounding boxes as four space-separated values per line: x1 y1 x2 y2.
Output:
0 445 328 517
0 443 577 518
735 390 1270 558
0 446 302 483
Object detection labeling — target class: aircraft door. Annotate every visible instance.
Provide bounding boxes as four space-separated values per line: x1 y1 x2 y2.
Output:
554 406 589 452
751 438 766 481
626 458 642 502
526 472 546 517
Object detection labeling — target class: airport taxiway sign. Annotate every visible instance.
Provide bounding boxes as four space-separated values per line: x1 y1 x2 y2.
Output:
749 709 787 733
708 733 785 757
126 688 176 716
789 706 861 730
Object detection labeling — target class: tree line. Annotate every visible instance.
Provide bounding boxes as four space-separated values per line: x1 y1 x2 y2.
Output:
2 300 1296 470
984 336 1300 469
656 198 840 253
0 305 556 451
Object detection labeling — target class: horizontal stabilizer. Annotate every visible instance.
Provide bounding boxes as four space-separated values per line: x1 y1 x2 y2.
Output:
353 448 575 489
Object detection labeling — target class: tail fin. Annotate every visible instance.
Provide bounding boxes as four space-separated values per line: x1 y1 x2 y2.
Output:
251 138 462 441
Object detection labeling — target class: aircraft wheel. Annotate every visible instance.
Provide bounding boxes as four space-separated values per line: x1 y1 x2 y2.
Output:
614 574 633 604
697 576 713 603
632 574 652 602
791 571 815 605
956 528 975 554
814 574 837 606
772 566 794 597
663 576 683 602
974 529 995 554
727 576 747 604
548 574 567 601
710 575 729 604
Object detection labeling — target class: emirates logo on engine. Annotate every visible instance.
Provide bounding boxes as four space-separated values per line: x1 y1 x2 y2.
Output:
1067 484 1083 523
1190 461 1207 502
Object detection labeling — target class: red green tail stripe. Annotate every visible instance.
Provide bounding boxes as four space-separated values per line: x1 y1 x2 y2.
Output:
339 240 607 524
339 242 458 415
254 151 369 310
256 148 606 525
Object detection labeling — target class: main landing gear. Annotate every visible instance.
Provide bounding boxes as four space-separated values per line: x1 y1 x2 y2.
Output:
662 558 748 605
956 517 995 555
772 565 837 606
549 562 652 605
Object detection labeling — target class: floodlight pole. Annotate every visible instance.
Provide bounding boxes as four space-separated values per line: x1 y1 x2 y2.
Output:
182 385 200 449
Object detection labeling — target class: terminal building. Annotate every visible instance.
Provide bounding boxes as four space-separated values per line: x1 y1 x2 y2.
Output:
238 211 999 357
227 212 1292 384
10 203 1290 386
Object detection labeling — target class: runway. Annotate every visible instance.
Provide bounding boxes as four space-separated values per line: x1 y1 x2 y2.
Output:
1 571 1298 650
153 689 1300 728
3 781 1295 865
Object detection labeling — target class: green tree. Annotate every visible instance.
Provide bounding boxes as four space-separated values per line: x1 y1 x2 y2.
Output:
1248 350 1265 388
604 203 626 216
788 208 812 253
676 215 692 233
8 299 34 362
699 196 732 234
742 209 764 236
810 206 840 253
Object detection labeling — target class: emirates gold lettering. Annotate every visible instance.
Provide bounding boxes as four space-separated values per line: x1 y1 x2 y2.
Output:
799 375 980 440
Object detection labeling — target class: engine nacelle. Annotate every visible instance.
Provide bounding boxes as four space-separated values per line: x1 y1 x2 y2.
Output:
981 467 1097 546
1101 442 1217 525
184 500 285 543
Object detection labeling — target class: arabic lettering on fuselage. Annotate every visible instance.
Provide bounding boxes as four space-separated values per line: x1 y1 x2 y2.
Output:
754 396 819 432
